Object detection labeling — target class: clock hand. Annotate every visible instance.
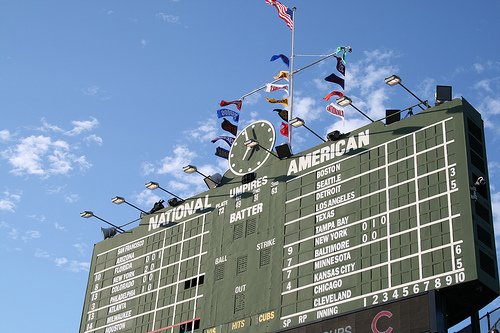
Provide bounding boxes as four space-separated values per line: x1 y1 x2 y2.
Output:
242 146 251 161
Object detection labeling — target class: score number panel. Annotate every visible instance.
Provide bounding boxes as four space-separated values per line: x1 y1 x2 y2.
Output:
280 117 466 329
82 213 210 333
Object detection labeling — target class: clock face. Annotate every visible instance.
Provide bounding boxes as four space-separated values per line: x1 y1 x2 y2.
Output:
228 120 276 176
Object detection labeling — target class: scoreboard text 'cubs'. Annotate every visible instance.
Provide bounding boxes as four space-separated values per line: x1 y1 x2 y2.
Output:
80 98 499 333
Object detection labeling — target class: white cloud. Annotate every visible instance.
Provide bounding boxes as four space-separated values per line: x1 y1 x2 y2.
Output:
68 260 90 272
156 12 180 24
473 63 485 73
84 134 103 146
135 190 162 207
474 79 494 93
141 162 156 176
82 85 100 96
1 134 93 177
293 96 322 122
8 228 19 240
40 118 64 133
28 214 46 222
478 96 500 132
242 92 261 106
157 145 197 175
35 249 50 258
73 242 88 256
0 191 21 212
325 117 369 137
22 230 41 242
65 194 79 203
140 39 148 47
0 199 16 212
186 118 218 142
54 257 68 266
65 117 99 136
490 191 500 241
54 256 89 272
0 129 11 142
54 222 65 231
3 135 50 175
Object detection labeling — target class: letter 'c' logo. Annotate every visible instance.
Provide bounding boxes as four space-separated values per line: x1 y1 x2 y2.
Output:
371 310 393 333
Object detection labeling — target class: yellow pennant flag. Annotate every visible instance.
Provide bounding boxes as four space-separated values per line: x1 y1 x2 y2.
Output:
266 97 289 107
273 70 289 81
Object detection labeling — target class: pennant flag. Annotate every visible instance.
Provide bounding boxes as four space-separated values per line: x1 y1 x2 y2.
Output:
215 147 229 160
325 73 345 89
266 97 288 107
323 90 345 101
280 122 289 137
274 70 290 81
335 55 346 76
326 103 345 120
273 109 289 122
336 46 352 63
216 108 240 122
215 147 229 159
265 0 294 30
220 99 242 111
266 83 289 95
270 54 290 67
221 118 238 136
211 136 235 147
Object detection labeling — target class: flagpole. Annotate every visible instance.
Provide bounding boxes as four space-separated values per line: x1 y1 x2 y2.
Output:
288 6 297 148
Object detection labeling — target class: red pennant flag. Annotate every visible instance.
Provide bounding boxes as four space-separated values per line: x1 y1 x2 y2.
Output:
323 90 345 101
335 55 346 76
280 122 289 137
220 99 242 111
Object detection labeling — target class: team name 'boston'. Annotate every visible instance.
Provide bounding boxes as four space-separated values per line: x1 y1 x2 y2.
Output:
287 129 370 176
149 195 211 231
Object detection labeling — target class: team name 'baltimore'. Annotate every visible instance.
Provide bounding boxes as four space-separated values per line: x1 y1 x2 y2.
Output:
287 129 369 176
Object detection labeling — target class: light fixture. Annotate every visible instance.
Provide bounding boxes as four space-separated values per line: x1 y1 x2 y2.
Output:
435 85 452 106
275 143 293 159
148 199 165 214
289 117 305 127
243 139 280 158
167 198 183 207
336 96 352 107
242 172 257 184
101 227 118 240
111 196 148 214
384 74 401 86
183 165 220 188
336 96 374 122
145 181 184 201
80 211 125 239
327 130 342 141
183 165 199 174
289 117 326 142
384 74 429 110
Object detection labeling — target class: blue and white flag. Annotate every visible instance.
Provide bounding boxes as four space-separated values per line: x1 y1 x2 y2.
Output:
216 108 239 122
211 136 234 147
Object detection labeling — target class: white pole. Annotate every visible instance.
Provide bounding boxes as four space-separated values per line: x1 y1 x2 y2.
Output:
288 6 296 148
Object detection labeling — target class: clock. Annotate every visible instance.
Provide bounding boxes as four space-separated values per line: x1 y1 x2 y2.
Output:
228 120 276 176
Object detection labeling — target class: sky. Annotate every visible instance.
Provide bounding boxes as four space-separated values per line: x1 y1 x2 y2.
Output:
0 0 499 332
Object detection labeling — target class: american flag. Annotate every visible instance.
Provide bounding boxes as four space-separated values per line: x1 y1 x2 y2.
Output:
265 0 294 30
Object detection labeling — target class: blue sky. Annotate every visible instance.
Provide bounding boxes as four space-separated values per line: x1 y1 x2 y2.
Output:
0 1 499 332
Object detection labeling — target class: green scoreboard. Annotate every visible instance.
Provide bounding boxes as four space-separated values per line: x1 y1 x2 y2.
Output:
80 98 499 333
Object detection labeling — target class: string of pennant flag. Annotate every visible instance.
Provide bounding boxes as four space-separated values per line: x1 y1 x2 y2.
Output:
211 1 352 159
